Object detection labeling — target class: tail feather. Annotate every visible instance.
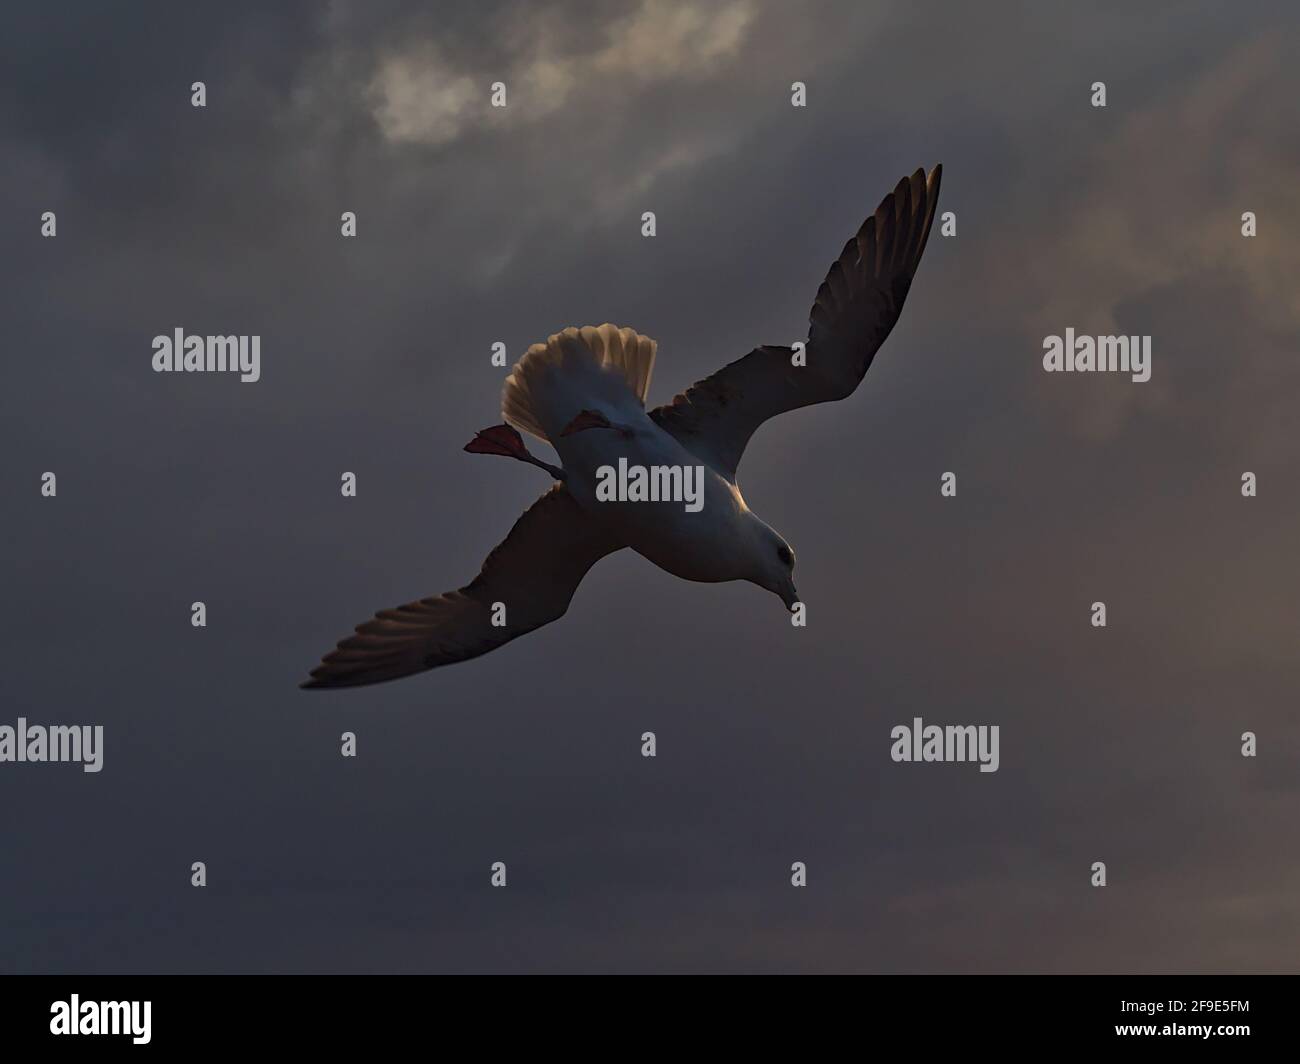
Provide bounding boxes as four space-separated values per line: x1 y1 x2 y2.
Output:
502 324 657 443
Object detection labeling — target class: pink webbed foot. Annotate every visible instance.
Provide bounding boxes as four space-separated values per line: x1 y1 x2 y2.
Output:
464 423 531 459
560 409 614 436
464 424 566 482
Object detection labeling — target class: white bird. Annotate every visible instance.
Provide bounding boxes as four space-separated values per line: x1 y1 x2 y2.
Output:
302 165 942 689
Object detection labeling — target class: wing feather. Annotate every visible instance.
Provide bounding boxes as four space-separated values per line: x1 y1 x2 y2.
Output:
650 164 941 480
301 486 622 689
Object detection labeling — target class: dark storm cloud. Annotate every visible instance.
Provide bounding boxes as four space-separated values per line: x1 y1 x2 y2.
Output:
1 0 1296 972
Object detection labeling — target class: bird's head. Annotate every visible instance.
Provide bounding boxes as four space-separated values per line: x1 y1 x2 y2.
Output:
746 516 800 611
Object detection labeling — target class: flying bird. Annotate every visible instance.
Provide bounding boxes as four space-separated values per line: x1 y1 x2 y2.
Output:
302 165 942 689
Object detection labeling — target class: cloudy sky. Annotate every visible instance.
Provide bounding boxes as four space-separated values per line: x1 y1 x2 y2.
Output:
2 0 1297 972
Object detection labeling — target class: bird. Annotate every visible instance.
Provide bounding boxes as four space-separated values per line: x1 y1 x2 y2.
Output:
301 164 942 689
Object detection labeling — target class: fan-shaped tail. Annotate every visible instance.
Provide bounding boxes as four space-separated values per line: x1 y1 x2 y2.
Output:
502 324 657 443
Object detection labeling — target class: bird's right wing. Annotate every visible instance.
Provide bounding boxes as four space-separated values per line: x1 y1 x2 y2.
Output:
301 486 622 689
649 165 941 481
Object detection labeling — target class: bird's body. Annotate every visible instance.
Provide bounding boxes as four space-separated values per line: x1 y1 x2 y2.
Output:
552 403 754 585
303 164 942 689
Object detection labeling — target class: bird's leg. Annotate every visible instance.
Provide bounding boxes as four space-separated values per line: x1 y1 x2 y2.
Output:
464 424 567 481
560 408 633 438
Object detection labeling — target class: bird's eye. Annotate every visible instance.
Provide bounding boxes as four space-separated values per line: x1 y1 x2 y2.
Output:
777 545 793 566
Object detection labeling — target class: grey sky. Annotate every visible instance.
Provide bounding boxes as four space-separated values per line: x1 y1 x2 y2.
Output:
1 0 1296 972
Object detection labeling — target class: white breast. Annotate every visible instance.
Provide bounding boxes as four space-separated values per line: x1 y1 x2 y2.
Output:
557 410 754 584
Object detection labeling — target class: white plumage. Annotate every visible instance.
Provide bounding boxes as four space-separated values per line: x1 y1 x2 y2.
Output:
503 324 656 443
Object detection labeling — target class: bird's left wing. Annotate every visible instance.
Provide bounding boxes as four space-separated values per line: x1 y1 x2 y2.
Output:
301 486 622 689
649 164 942 480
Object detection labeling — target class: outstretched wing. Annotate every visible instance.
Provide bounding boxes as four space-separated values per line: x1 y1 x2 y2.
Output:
301 486 622 689
650 164 942 480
